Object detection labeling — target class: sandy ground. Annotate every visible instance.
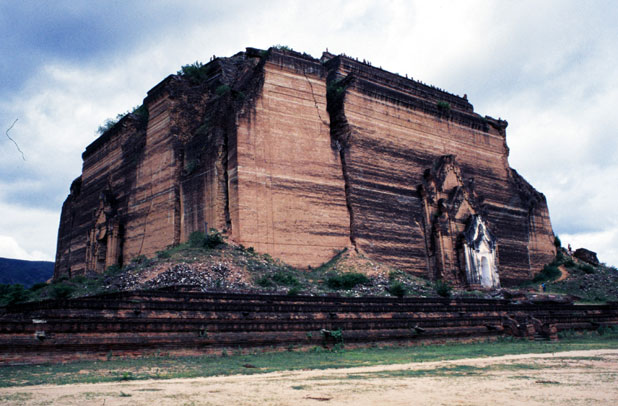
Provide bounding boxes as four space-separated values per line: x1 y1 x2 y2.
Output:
1 349 617 406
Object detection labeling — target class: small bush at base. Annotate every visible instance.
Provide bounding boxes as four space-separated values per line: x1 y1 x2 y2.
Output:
326 272 370 290
188 229 225 249
105 264 123 275
597 325 618 335
29 282 48 292
271 272 299 287
387 281 407 298
321 328 344 345
131 255 148 265
562 258 576 268
188 231 206 248
205 229 225 248
256 276 274 287
533 264 561 283
0 284 31 305
579 264 595 274
49 283 75 300
435 280 452 298
156 250 171 259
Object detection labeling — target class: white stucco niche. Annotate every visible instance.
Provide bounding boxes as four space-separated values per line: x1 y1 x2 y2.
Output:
463 215 500 288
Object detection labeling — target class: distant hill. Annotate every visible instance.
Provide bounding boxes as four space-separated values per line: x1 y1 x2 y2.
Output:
0 257 54 287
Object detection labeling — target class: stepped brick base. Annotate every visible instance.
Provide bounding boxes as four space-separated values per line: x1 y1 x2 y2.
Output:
1 289 617 364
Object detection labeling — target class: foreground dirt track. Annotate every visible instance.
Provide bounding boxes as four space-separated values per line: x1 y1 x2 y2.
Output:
1 349 617 405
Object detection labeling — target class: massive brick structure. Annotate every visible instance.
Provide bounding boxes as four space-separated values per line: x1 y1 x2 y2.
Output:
54 47 555 287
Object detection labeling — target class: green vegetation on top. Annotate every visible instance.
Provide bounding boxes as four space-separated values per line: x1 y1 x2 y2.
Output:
273 44 292 51
96 104 148 135
436 101 451 114
177 61 217 84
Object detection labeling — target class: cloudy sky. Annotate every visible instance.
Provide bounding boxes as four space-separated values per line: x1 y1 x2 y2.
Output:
1 0 617 266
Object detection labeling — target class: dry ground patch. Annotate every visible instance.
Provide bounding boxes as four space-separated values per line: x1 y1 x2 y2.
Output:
1 349 617 406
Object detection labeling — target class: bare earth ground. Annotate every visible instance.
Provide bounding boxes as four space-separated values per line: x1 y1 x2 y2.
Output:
1 349 617 406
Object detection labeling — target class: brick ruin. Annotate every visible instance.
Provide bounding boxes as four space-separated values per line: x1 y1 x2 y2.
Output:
2 289 618 364
54 47 556 287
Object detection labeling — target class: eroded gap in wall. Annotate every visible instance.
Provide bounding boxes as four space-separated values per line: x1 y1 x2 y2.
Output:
221 50 267 233
325 69 357 249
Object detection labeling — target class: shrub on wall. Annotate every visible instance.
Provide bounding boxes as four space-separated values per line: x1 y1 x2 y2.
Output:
436 101 451 114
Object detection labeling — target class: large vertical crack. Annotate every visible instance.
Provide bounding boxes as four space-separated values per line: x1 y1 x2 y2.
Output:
325 69 357 249
339 143 357 248
302 68 330 127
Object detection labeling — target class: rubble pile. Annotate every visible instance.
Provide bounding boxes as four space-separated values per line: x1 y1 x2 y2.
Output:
144 263 249 291
104 261 250 292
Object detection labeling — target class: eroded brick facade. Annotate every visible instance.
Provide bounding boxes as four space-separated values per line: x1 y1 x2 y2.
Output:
54 47 555 286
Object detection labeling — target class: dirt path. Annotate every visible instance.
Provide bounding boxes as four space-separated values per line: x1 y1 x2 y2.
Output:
556 265 569 282
2 349 618 405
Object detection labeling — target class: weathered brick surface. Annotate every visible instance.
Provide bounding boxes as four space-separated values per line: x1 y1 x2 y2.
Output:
1 290 617 364
54 47 555 286
55 115 147 276
325 55 555 284
230 56 351 267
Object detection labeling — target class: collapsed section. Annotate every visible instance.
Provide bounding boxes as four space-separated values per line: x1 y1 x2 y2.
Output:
54 47 556 286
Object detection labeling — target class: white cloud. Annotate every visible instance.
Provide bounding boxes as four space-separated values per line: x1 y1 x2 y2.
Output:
0 235 50 261
0 201 58 261
562 230 618 267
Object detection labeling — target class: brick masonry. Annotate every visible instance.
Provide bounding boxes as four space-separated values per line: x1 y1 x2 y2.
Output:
54 47 556 286
1 289 617 364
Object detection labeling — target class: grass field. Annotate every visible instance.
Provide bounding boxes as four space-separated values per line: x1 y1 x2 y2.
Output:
2 330 617 388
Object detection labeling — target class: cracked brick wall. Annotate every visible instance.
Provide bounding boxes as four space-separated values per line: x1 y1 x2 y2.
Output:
55 47 555 286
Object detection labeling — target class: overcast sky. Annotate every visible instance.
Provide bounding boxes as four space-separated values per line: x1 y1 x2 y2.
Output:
1 0 617 266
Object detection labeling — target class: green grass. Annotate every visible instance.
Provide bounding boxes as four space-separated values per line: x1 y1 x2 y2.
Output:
1 332 617 388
